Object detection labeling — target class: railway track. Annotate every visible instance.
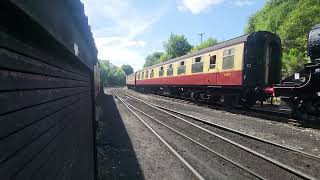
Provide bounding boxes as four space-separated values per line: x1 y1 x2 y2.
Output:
116 88 320 180
114 91 206 180
130 89 304 125
122 89 319 158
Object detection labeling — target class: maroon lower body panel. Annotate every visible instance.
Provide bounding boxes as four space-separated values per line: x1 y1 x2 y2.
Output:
136 70 243 86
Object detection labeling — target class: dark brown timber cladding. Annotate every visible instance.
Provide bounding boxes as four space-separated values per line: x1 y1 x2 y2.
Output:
0 1 97 180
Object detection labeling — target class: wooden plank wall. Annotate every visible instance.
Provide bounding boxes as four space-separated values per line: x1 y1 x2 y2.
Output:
0 1 96 180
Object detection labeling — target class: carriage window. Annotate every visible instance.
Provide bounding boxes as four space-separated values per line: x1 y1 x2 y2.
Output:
222 48 235 70
209 55 216 69
223 48 235 56
178 61 186 74
141 72 144 79
145 71 149 78
137 73 140 79
192 57 203 73
159 66 164 77
193 57 202 63
150 69 154 78
167 64 173 76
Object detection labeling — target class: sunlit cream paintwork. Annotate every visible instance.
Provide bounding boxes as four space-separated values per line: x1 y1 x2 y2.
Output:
126 73 136 85
134 43 245 86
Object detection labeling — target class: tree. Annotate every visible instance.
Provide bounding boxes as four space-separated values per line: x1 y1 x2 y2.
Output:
159 53 170 62
164 33 192 59
278 0 320 52
114 68 126 85
190 37 218 52
244 0 320 77
143 33 196 66
244 15 256 33
144 52 163 67
121 64 134 75
99 60 111 85
282 48 308 78
244 0 299 34
99 60 126 86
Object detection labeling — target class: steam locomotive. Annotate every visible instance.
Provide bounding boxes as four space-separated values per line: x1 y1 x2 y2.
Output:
274 24 320 121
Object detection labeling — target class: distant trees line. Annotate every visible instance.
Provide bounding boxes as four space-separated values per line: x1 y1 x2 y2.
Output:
144 0 320 78
99 60 133 86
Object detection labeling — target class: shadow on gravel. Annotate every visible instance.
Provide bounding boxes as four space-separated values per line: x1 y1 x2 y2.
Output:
96 93 144 180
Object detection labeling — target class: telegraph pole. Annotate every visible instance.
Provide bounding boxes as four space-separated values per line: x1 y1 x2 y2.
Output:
198 33 205 44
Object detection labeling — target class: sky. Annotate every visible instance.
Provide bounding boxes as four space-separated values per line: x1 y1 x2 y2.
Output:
81 0 266 71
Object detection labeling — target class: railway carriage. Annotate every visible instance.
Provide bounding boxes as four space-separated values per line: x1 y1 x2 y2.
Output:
128 31 282 106
126 73 136 89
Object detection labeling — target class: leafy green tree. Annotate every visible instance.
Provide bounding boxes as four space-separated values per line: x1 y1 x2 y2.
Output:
245 15 257 33
121 64 134 75
159 53 171 62
99 60 126 86
144 52 163 67
114 68 126 85
99 60 111 85
282 49 308 78
164 33 193 59
244 0 320 77
278 0 320 52
190 37 218 52
143 33 196 66
245 0 298 34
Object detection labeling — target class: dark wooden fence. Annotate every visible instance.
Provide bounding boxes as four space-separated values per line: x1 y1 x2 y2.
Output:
0 1 97 179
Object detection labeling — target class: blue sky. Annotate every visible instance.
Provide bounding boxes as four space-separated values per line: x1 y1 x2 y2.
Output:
81 0 266 71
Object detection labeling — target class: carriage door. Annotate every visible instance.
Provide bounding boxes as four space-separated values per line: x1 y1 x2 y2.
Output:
208 55 217 85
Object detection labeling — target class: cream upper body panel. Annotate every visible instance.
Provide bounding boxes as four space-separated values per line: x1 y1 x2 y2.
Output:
126 73 136 84
136 42 245 79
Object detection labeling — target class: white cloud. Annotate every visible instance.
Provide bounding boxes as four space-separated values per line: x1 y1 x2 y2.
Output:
95 36 147 70
97 44 145 70
95 37 146 49
81 0 166 71
178 0 225 14
177 0 253 14
233 0 253 7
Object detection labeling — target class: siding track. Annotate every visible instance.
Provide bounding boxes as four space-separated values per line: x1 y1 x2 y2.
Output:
118 88 320 180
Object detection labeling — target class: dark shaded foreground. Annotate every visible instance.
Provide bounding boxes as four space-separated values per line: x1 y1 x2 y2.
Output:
96 93 144 179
